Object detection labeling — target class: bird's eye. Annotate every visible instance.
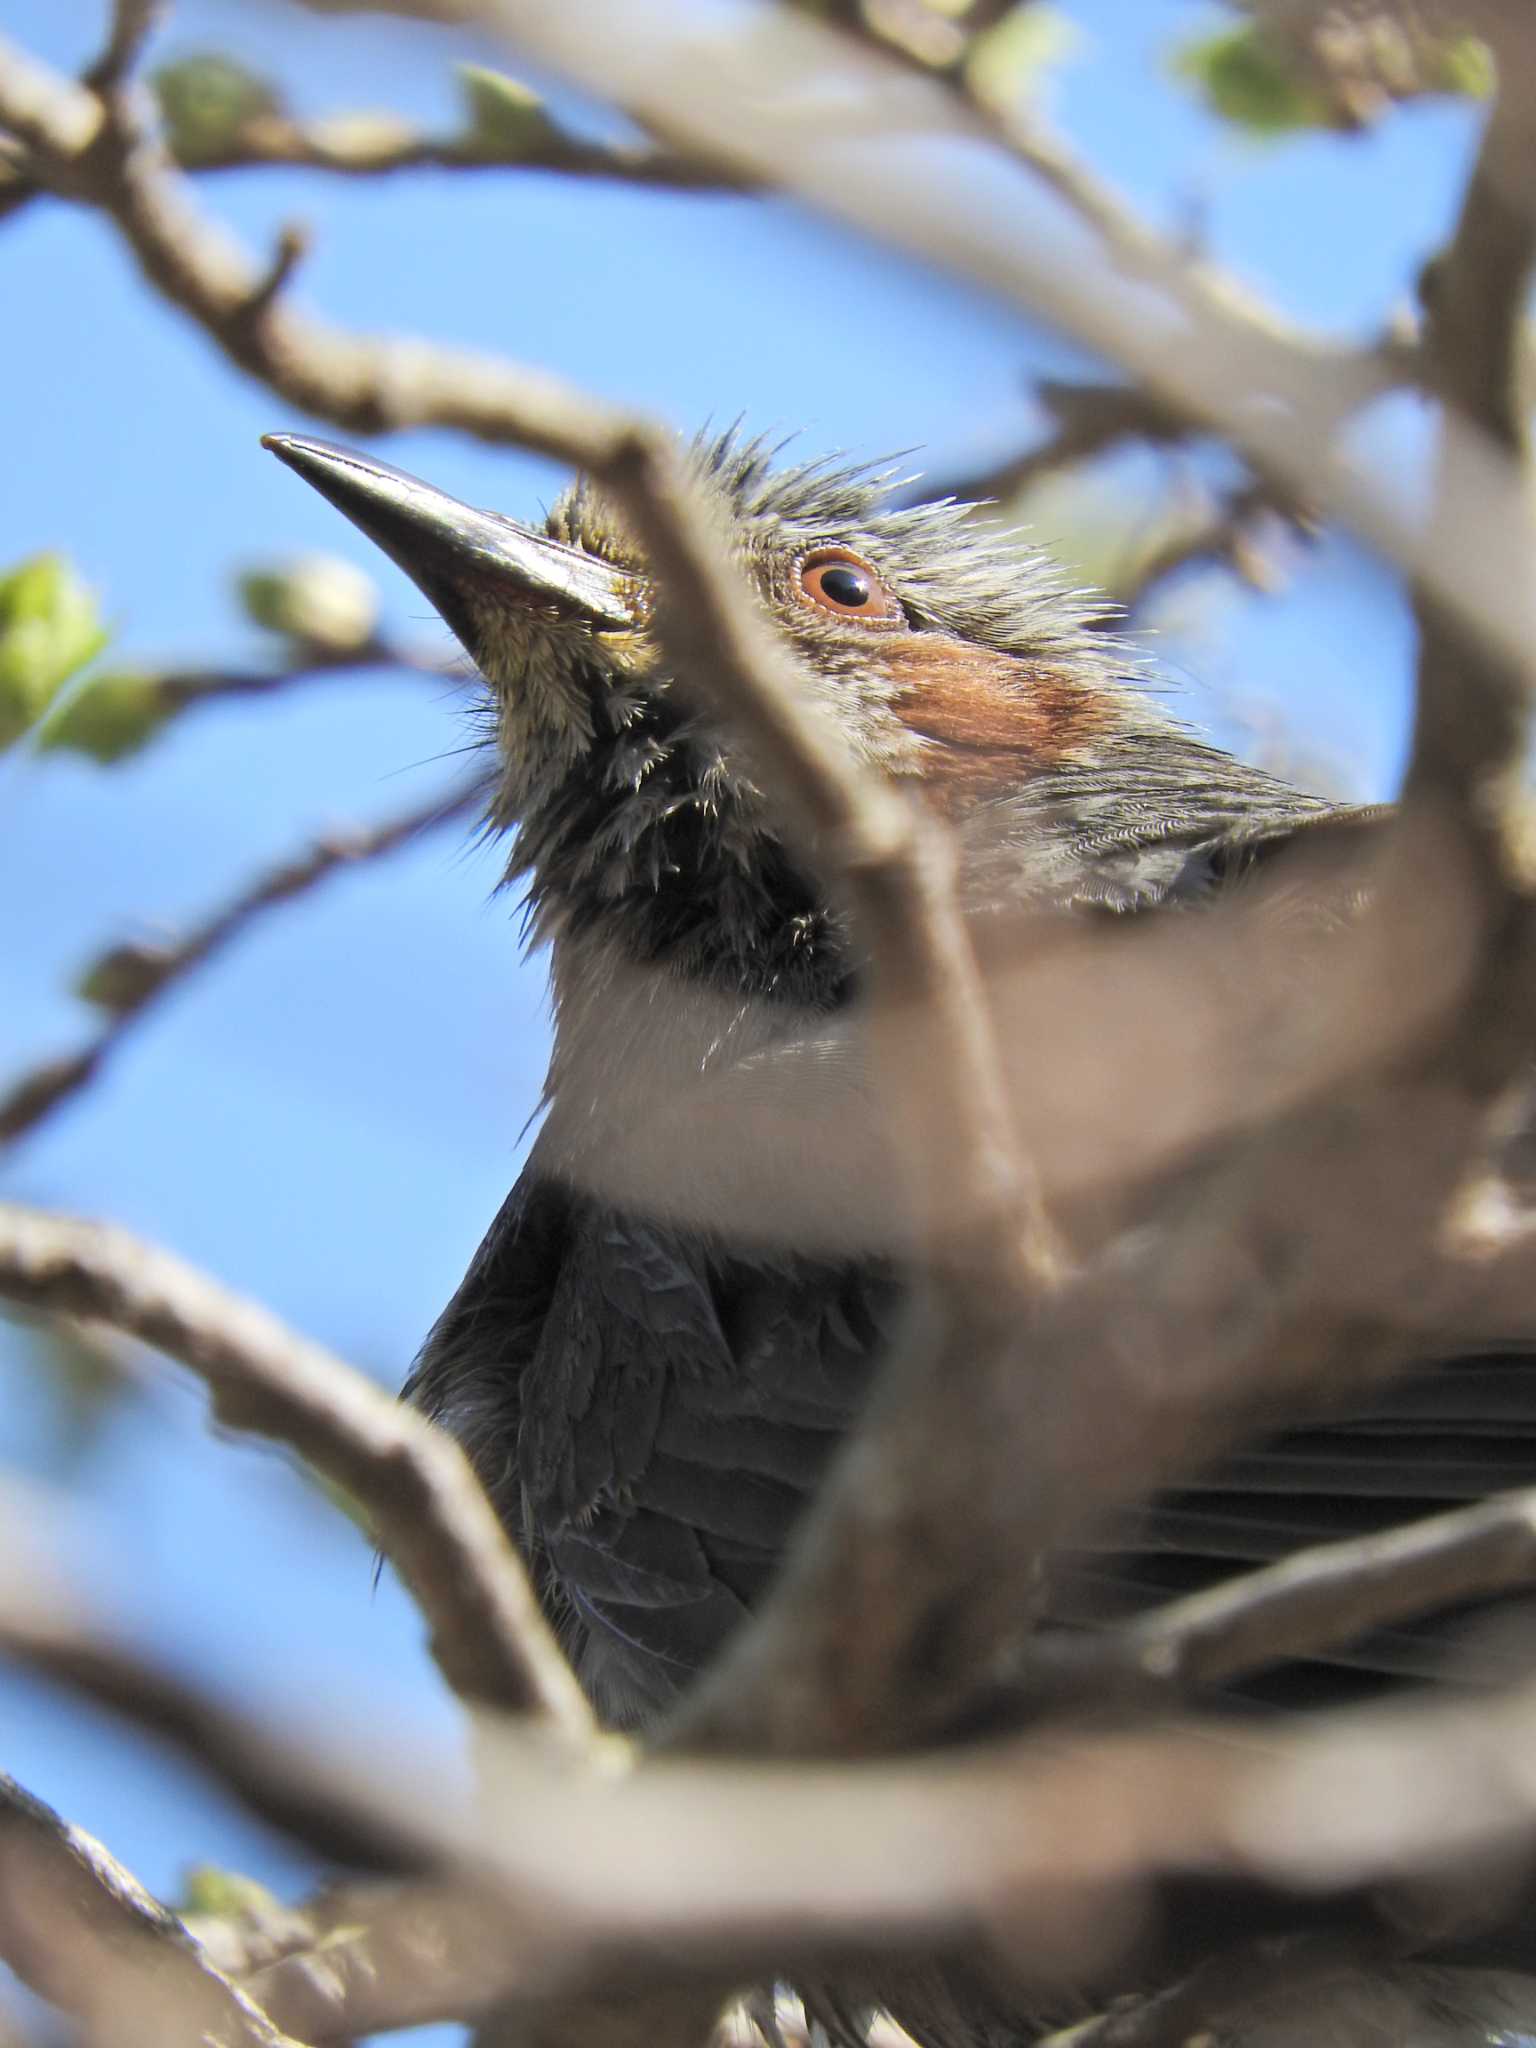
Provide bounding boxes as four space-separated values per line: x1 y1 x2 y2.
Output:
797 548 904 625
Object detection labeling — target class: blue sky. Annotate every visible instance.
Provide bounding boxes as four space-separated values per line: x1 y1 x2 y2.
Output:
0 1 1486 2036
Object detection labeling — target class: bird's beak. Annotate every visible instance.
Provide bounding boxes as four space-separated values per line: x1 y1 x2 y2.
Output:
260 434 634 654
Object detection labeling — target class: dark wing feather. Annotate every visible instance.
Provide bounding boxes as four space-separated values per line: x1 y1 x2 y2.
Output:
410 1171 888 1727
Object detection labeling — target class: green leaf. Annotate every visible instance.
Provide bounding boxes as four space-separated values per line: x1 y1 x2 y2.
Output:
178 1866 284 1920
0 554 109 749
1434 33 1495 100
237 555 379 654
1172 25 1330 137
966 3 1082 116
456 63 561 157
151 53 284 162
36 668 167 764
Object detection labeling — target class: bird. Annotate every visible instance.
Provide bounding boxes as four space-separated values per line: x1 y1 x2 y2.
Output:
259 425 1536 1737
261 429 1536 2048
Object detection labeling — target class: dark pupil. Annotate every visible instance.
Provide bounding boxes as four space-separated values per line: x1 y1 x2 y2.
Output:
818 564 871 608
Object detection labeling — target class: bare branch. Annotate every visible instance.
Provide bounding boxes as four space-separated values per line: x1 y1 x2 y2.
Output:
157 109 745 189
0 775 481 1149
18 1543 1536 2036
914 380 1200 506
1063 1485 1536 1703
0 1771 303 2048
82 1 163 94
143 637 459 709
240 220 310 323
1119 480 1301 621
0 1205 593 1733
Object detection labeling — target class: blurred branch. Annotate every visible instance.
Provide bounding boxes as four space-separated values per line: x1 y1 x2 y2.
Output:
144 636 458 709
916 379 1200 505
1120 478 1301 622
0 1771 303 2048
0 107 746 221
151 110 743 187
0 1521 437 1868
0 1204 594 1733
0 774 482 1149
1052 1483 1536 1705
83 0 163 93
20 1535 1536 2039
1400 96 1536 1088
675 1066 1498 1752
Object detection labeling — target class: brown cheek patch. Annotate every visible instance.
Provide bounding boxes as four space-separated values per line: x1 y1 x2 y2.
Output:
876 637 1118 810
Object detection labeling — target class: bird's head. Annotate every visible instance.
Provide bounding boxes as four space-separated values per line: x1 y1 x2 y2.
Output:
262 429 1177 1000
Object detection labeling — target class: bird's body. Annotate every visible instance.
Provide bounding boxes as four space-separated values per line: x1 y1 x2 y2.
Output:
382 434 1360 1725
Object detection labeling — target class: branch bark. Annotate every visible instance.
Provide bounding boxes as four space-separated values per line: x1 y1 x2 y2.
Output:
0 775 482 1149
0 1204 593 1733
0 1772 304 2048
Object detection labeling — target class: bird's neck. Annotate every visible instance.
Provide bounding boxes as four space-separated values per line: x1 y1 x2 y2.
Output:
509 686 855 1011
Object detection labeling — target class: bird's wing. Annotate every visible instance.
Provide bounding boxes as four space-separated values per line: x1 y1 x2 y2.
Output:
413 1169 884 1726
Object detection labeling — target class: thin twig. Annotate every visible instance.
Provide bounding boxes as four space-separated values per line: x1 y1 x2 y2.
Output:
1120 479 1299 621
1065 1485 1536 1701
0 775 481 1149
240 219 309 322
911 381 1198 507
154 111 747 188
0 1510 433 1869
147 638 459 709
0 1203 594 1734
81 0 162 94
0 35 634 453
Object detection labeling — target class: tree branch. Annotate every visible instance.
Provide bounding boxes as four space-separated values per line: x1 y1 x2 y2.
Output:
0 1771 303 2048
0 1204 593 1734
0 775 483 1149
82 0 162 94
0 33 633 451
1053 1485 1536 1705
156 109 745 188
17 1552 1536 2040
913 380 1200 507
